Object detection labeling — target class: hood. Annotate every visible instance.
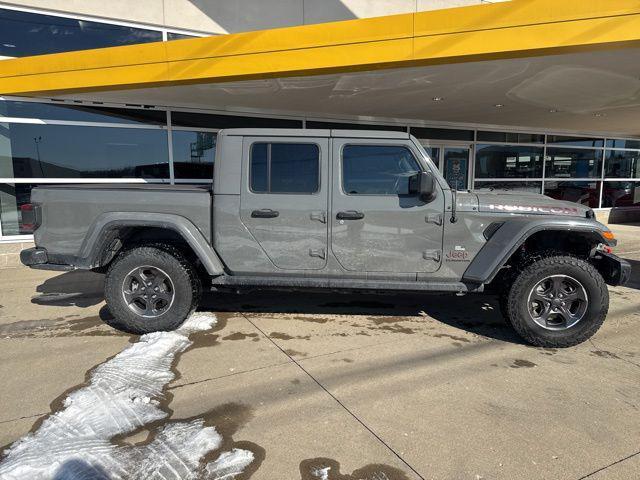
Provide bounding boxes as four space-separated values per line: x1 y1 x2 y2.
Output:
475 191 591 218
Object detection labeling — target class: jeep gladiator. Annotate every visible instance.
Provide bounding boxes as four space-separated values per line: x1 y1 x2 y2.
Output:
21 129 631 347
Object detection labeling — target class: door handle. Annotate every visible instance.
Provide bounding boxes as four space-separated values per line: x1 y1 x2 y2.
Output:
336 210 365 220
251 209 279 218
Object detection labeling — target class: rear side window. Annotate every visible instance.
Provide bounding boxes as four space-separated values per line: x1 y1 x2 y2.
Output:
342 145 419 195
250 142 320 194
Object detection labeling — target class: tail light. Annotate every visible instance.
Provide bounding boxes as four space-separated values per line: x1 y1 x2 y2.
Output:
20 203 41 233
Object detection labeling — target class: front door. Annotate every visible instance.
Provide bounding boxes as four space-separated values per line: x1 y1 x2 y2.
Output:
240 137 329 270
331 139 445 273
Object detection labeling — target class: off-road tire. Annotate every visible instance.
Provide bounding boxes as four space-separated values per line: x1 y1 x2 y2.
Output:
104 244 201 334
505 254 608 348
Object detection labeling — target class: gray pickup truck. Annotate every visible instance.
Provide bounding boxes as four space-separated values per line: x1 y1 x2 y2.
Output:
21 128 630 347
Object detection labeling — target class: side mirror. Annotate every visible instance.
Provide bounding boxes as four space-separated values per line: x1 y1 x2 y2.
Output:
409 171 436 202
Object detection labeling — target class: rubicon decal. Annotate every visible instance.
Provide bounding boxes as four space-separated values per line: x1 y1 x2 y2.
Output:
488 204 579 215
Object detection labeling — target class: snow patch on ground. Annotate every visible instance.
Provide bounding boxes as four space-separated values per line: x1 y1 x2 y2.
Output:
0 312 255 480
205 448 255 479
311 466 331 480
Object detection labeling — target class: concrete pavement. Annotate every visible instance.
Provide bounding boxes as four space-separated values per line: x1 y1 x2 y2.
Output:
0 227 638 479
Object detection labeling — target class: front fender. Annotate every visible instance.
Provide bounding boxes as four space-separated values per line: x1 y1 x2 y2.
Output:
462 217 613 284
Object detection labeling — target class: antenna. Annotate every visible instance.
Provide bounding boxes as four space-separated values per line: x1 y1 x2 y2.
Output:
451 176 458 223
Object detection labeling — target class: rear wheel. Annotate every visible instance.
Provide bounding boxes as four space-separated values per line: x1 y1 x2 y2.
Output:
504 254 608 348
104 244 201 334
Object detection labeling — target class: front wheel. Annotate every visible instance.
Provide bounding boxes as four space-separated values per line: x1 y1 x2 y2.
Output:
104 244 201 334
504 254 609 348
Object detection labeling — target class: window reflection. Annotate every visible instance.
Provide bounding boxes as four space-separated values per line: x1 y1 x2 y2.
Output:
545 148 601 179
475 144 543 178
605 150 639 179
477 131 544 143
308 121 406 132
0 123 169 179
250 143 319 194
167 32 199 41
0 183 35 235
544 181 601 208
606 139 640 150
0 7 162 58
547 136 604 148
172 112 301 129
474 181 541 194
0 101 167 125
342 145 419 195
602 182 640 208
172 131 216 179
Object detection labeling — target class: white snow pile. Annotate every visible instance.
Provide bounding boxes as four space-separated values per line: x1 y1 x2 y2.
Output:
0 313 255 480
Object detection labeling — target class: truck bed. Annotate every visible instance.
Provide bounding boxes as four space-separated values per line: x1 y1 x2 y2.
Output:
31 183 212 261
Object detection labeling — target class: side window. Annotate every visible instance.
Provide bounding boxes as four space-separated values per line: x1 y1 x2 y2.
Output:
250 142 320 194
342 145 420 195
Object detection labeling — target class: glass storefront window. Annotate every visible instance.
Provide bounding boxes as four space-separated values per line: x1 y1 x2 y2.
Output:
0 101 167 125
167 32 199 40
601 181 640 208
545 148 602 179
0 7 163 58
606 139 640 150
172 131 216 179
547 136 604 148
171 111 302 129
307 121 406 132
477 131 544 143
474 181 542 194
0 183 34 235
410 127 473 141
475 144 544 179
604 150 640 179
1 123 169 179
544 181 601 208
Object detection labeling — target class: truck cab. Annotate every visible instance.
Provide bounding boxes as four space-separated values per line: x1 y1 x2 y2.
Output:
213 129 449 280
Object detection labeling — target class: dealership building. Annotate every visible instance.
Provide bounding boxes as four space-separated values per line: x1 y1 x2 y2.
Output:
1 0 640 265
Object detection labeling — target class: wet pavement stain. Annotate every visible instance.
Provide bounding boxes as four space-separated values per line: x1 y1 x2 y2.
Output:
299 458 409 480
270 332 312 341
538 348 558 356
0 316 129 339
283 349 308 357
510 359 537 369
366 316 416 325
187 314 232 350
591 350 621 360
432 333 472 343
330 358 354 364
292 316 331 324
371 324 416 335
223 332 259 341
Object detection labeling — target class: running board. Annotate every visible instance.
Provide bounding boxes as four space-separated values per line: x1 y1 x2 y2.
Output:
210 275 482 293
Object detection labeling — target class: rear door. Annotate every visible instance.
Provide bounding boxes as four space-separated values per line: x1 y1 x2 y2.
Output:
331 139 445 273
240 136 329 270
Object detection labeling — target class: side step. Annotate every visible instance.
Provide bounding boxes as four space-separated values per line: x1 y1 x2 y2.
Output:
210 275 483 293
